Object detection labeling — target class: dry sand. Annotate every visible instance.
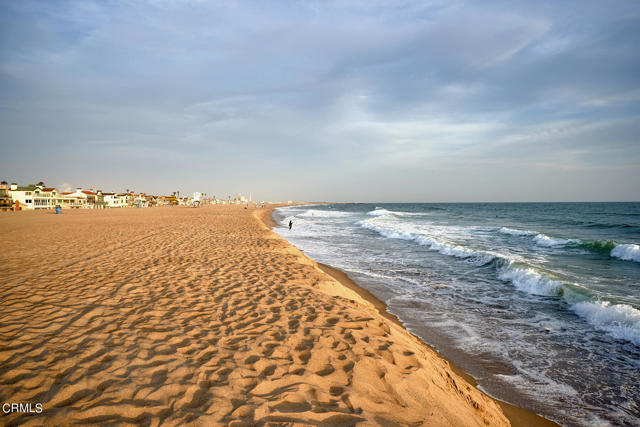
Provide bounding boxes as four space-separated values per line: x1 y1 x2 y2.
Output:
1 205 510 426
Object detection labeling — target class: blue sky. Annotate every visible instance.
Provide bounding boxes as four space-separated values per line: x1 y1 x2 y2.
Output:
1 0 639 201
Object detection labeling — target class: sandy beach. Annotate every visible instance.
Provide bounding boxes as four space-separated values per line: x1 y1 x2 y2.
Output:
1 205 510 426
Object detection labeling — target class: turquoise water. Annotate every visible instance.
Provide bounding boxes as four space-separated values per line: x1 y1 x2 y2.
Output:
273 202 640 426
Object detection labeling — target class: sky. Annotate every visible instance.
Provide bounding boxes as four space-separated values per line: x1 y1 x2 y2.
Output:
1 0 639 202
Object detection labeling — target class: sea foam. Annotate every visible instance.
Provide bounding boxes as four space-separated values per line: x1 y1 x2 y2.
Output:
497 262 564 296
499 228 581 248
366 207 427 217
533 234 581 247
499 227 537 236
610 243 640 262
367 208 393 216
496 262 640 345
298 209 354 218
571 300 640 346
360 219 496 266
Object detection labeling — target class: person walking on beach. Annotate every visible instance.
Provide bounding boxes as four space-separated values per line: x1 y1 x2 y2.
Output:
289 220 293 230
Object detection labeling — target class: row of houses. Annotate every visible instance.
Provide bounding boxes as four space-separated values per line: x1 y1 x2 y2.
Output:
0 181 258 212
0 182 167 212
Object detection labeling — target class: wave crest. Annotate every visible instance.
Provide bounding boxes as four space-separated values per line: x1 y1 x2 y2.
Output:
497 261 564 296
367 208 393 216
298 209 353 218
610 244 640 262
359 219 495 266
496 261 640 345
578 240 617 253
572 301 640 346
533 234 581 247
367 208 429 217
499 227 536 236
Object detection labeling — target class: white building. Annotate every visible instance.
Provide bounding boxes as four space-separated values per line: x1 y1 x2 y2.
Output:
8 184 36 209
35 187 59 209
102 193 127 208
8 184 59 210
233 193 247 204
59 188 90 209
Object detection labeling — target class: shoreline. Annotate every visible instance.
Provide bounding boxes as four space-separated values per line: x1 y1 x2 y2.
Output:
1 204 509 425
263 206 559 427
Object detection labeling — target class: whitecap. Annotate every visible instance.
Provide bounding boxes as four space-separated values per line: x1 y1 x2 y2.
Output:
298 209 354 218
533 234 581 247
610 243 640 262
367 208 394 216
359 219 496 266
571 300 640 346
497 262 564 296
499 227 537 236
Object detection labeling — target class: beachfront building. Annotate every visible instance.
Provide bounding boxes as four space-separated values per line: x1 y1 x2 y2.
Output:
157 195 179 206
134 193 151 207
0 181 14 211
59 189 89 209
119 192 137 207
59 188 103 209
233 193 247 204
84 190 99 206
193 192 201 207
130 193 143 207
5 183 61 210
34 187 59 209
101 193 127 208
62 188 100 207
136 193 157 208
8 184 37 210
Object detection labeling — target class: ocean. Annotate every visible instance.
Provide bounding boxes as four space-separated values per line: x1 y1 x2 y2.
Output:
272 202 640 426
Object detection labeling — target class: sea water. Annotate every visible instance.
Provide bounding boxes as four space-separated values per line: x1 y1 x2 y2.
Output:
273 203 640 426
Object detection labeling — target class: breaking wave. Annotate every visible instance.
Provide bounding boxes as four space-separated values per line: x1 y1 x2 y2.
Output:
362 217 640 345
359 219 496 266
571 301 640 346
610 243 640 262
367 208 393 216
499 227 537 236
367 207 430 217
496 260 640 345
298 209 354 218
498 228 583 247
499 227 638 263
577 240 638 262
533 234 581 247
578 240 617 253
496 261 564 296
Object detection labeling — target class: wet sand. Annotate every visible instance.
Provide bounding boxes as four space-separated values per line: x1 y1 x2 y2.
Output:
1 205 508 425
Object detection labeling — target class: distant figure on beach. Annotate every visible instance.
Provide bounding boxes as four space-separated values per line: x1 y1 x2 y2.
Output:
289 220 293 230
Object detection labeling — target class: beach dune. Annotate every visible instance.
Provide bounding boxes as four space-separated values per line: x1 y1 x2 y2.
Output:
0 205 508 426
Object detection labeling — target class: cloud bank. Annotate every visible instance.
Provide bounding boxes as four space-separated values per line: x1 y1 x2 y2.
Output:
1 0 639 201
